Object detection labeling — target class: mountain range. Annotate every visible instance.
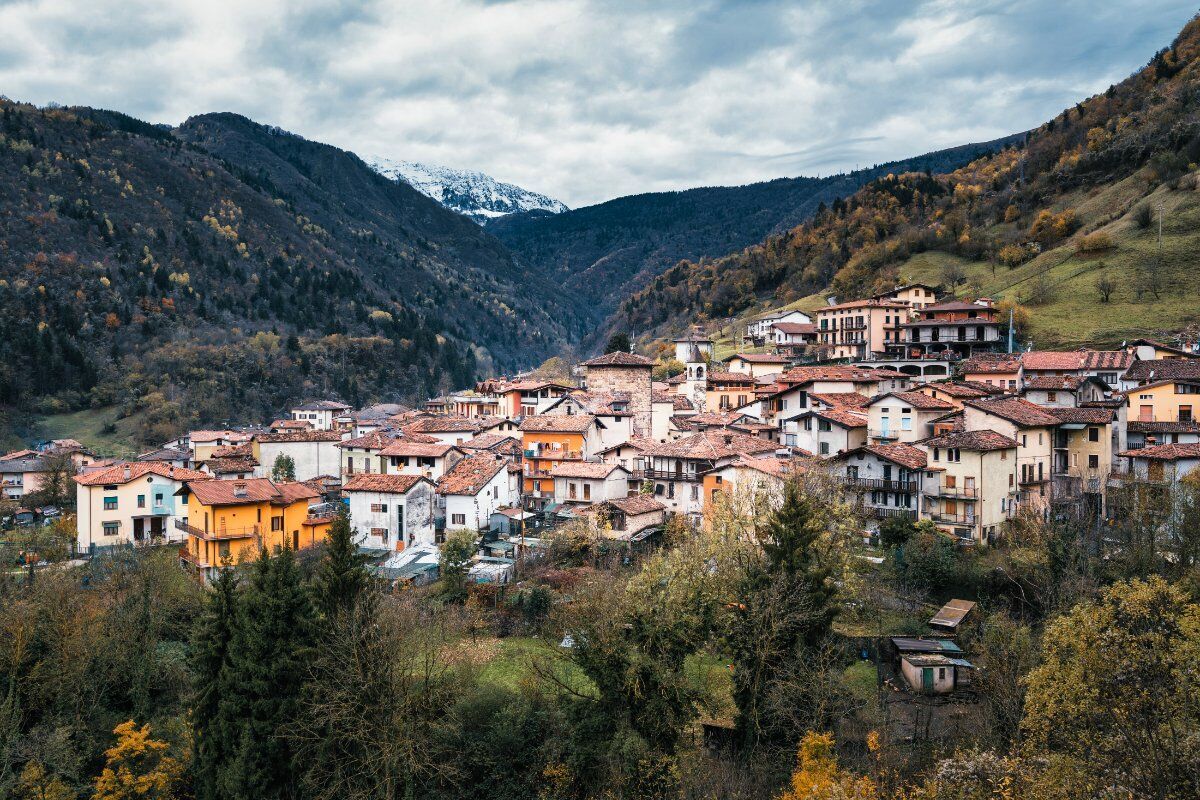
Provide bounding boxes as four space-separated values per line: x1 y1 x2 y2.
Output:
367 157 568 223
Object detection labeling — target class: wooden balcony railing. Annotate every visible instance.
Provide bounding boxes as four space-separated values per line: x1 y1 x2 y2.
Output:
837 476 917 493
173 519 261 540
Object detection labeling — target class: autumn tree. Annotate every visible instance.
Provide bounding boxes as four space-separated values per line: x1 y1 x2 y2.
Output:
777 732 877 800
1022 577 1200 799
92 721 184 800
1095 271 1116 303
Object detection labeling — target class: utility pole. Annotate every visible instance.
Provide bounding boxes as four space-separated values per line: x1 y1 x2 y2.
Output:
1007 306 1014 354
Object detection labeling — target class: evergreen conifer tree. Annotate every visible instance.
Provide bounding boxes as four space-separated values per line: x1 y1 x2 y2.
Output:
224 547 316 799
311 508 368 621
190 567 239 800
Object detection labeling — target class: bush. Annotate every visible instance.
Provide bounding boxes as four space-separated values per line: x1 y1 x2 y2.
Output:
1075 231 1114 253
998 244 1031 269
1132 202 1154 229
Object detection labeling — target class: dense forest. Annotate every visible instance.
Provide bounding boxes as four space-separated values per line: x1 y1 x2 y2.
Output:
2 470 1198 799
0 102 579 441
490 136 1019 349
616 16 1200 341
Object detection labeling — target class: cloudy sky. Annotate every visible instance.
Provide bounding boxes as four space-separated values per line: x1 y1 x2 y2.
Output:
0 0 1194 207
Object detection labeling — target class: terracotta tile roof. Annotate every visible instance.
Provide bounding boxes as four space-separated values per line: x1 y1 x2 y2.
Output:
1021 351 1089 371
596 436 657 455
1022 375 1083 390
871 391 955 411
211 444 253 458
808 392 871 409
930 410 965 430
561 390 633 415
602 495 666 515
519 415 597 433
1118 442 1200 460
707 370 755 384
580 351 654 367
404 416 489 434
652 390 695 411
964 397 1061 427
206 457 259 474
781 366 902 384
186 478 318 506
793 408 868 428
459 432 522 451
378 440 459 458
437 454 508 495
190 430 251 444
550 461 629 479
921 300 993 312
1081 351 1134 370
642 429 778 460
920 381 993 399
960 354 1021 374
270 419 313 429
292 399 351 411
1127 420 1200 434
921 429 1018 451
728 353 790 363
1124 359 1200 383
858 443 928 470
727 454 805 477
75 462 209 486
342 474 429 493
254 430 343 443
337 430 404 450
771 322 817 335
1045 407 1114 425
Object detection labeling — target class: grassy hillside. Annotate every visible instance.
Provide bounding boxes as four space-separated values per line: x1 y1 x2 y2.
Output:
620 14 1200 350
35 407 142 457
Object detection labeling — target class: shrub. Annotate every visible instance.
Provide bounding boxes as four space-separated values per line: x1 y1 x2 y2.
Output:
1132 202 1154 229
1075 231 1114 253
998 244 1031 269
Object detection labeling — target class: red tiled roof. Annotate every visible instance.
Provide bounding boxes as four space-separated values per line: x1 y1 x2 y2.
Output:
550 461 628 479
642 429 777 460
588 494 666 516
378 440 458 458
74 462 209 486
1118 442 1200 460
190 430 251 443
519 415 597 433
337 430 404 450
1124 359 1200 383
580 352 654 367
254 430 343 443
1022 375 1083 390
870 391 955 411
964 397 1061 427
854 443 928 470
960 354 1021 374
1127 421 1200 434
404 416 490 434
771 322 817 335
920 430 1018 451
794 408 868 428
707 370 755 384
781 366 902 384
342 474 429 493
808 392 871 409
727 454 806 477
437 454 508 495
206 457 259 474
919 381 993 399
818 298 908 312
186 478 319 506
728 353 790 363
1081 351 1134 370
1021 351 1088 371
211 444 253 458
1045 407 1114 424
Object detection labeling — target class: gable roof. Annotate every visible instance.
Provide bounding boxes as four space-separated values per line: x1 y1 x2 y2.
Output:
186 478 319 506
960 354 1021 374
841 443 928 470
579 351 653 368
919 381 994 399
789 408 868 428
641 429 777 460
781 365 902 385
341 474 430 494
920 430 1018 451
75 462 209 486
291 399 351 411
378 440 459 458
1124 358 1200 383
869 391 955 411
808 391 872 409
1118 442 1200 461
519 414 598 433
772 322 818 335
1045 407 1114 425
437 454 508 495
550 461 630 479
963 397 1061 427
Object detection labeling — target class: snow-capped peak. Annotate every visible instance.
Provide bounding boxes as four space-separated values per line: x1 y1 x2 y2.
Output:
367 157 568 223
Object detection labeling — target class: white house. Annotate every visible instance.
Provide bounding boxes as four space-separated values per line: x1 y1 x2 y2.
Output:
289 400 352 431
550 461 631 506
438 454 521 532
342 473 437 551
379 440 464 480
253 431 343 481
746 309 812 342
74 462 209 553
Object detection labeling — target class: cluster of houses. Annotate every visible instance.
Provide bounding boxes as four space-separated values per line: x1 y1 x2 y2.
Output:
0 280 1183 584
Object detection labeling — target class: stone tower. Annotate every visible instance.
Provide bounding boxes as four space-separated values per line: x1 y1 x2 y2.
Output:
579 351 654 438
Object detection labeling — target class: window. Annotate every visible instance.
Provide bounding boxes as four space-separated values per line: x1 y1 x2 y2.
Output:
583 484 591 501
371 527 389 542
818 419 832 432
1088 454 1099 469
370 503 388 513
218 541 230 558
137 494 146 509
1047 391 1057 402
819 442 830 456
104 496 118 510
451 513 466 525
1088 427 1100 442
1182 405 1194 422
271 516 283 532
154 493 164 508
568 482 577 500
102 521 120 536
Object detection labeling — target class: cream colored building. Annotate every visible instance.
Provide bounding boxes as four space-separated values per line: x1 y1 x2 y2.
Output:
74 462 209 553
814 300 909 359
918 429 1018 544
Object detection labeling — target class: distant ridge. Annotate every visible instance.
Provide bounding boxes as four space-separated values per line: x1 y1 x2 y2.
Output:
368 157 567 223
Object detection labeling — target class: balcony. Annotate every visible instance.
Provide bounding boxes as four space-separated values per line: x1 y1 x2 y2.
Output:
525 449 583 461
837 476 917 493
927 485 978 499
868 429 900 442
862 506 917 521
643 469 698 481
929 512 977 526
173 519 261 540
1017 475 1048 486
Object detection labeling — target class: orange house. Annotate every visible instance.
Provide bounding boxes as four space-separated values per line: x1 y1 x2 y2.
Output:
519 415 601 499
706 371 757 412
177 478 333 583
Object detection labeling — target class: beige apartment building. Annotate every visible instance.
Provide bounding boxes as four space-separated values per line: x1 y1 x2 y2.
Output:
814 300 909 360
918 429 1018 544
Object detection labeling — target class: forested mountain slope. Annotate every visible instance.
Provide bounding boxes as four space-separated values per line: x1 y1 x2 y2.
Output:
0 103 572 442
490 136 1020 345
618 16 1200 348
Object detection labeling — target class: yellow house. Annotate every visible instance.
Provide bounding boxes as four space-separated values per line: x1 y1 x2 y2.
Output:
177 478 332 583
1046 406 1113 516
1122 379 1200 424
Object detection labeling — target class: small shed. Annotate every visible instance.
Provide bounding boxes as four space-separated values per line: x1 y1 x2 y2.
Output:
899 653 975 694
468 556 514 584
929 599 977 633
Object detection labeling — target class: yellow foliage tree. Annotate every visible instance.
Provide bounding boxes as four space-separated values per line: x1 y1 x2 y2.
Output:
17 762 74 800
778 732 877 800
92 720 184 800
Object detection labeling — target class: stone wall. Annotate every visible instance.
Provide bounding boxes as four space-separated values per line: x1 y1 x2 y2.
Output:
586 365 653 438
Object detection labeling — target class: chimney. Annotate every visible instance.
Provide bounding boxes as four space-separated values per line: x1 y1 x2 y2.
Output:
723 433 734 445
233 481 248 498
123 464 131 481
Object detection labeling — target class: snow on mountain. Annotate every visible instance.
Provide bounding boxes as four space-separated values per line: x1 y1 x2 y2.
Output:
367 157 568 223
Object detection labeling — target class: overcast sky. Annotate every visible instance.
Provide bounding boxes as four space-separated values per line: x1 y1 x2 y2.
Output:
0 1 1194 207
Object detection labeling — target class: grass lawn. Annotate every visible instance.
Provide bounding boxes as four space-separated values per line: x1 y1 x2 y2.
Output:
841 660 878 704
35 406 142 457
475 636 591 693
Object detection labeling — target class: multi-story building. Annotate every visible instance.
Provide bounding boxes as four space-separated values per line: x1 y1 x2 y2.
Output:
1020 376 1110 408
177 478 332 583
550 462 632 506
959 353 1021 391
519 414 604 501
724 353 791 378
437 454 520 532
289 400 352 431
869 283 939 310
835 444 929 525
745 309 813 345
771 322 819 357
785 406 867 457
1121 378 1200 425
961 397 1060 514
640 430 778 520
1020 350 1136 390
580 351 654 438
252 430 343 481
918 430 1019 544
814 299 909 360
74 462 209 552
341 474 437 551
896 300 1002 360
864 391 956 444
1045 406 1114 518
378 440 464 480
